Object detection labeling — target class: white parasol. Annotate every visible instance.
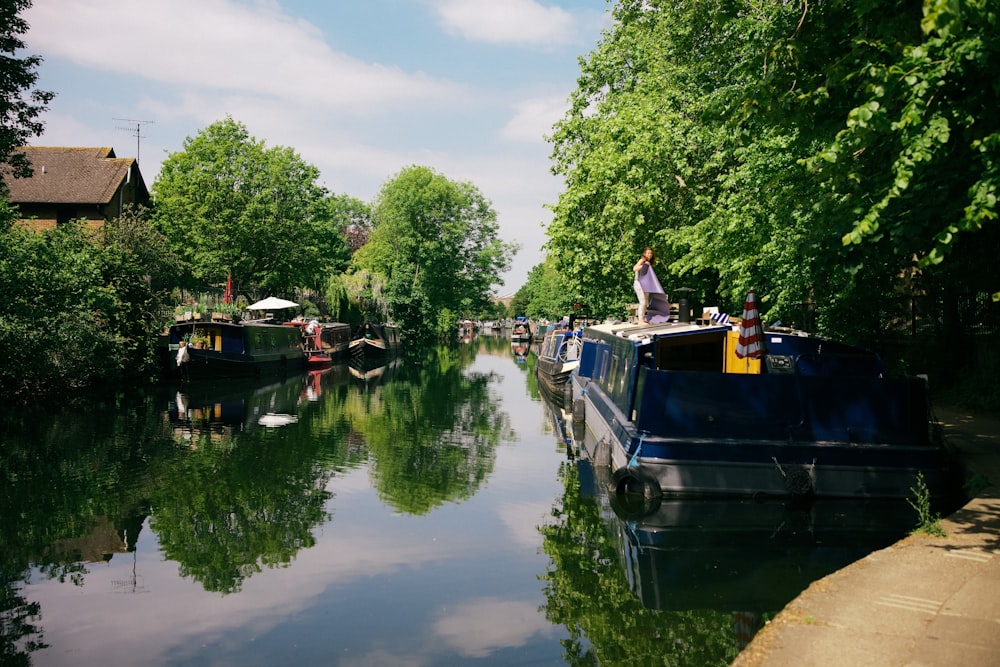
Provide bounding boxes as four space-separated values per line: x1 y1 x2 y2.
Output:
247 296 299 311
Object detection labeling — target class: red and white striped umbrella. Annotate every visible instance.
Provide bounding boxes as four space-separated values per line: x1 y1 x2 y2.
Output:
735 288 766 359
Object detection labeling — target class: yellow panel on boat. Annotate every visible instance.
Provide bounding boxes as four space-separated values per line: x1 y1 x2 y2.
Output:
724 329 761 374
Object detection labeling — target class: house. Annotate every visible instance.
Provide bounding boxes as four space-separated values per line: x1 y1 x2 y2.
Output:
2 146 150 231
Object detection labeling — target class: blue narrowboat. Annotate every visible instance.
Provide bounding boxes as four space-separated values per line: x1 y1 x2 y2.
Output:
571 318 959 501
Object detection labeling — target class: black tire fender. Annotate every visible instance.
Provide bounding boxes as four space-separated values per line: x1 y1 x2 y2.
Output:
609 466 662 500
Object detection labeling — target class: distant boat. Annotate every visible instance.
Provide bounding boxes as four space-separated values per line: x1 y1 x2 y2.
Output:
534 328 583 408
510 318 532 342
289 320 352 367
572 317 960 501
350 322 402 359
164 319 304 378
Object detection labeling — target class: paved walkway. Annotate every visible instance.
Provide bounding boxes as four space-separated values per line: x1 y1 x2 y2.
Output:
732 406 1000 667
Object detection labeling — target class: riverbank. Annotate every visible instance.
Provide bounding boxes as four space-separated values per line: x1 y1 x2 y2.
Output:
732 405 1000 666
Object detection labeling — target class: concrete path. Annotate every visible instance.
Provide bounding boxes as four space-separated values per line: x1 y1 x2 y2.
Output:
732 406 1000 667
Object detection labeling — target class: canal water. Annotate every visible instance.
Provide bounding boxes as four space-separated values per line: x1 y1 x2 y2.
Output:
1 335 920 666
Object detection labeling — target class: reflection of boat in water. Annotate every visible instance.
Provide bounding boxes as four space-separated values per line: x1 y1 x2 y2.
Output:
167 374 307 438
538 388 581 459
579 458 914 647
300 363 352 402
349 357 402 385
511 341 529 364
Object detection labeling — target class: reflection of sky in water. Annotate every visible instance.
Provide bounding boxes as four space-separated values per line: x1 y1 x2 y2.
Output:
23 351 573 666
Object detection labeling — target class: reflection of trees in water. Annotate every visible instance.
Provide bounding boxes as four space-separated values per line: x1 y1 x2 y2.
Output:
539 462 742 667
1 562 47 667
354 345 514 515
152 371 365 595
0 393 176 664
150 430 334 594
0 374 366 607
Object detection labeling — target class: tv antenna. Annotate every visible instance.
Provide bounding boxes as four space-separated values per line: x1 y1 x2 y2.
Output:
113 117 155 164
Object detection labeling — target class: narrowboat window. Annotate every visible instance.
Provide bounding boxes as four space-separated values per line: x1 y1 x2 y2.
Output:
597 349 609 381
656 331 727 373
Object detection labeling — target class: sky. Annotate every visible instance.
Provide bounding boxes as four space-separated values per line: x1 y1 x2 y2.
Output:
23 0 613 294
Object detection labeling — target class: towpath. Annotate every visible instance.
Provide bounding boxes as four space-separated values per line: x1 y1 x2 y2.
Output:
732 405 1000 667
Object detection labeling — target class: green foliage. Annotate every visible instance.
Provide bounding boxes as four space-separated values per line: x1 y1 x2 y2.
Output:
908 472 946 537
436 307 459 342
518 258 577 321
546 0 1000 340
354 165 516 344
152 116 344 295
540 462 744 665
330 268 388 324
0 0 54 184
0 210 173 401
354 344 509 514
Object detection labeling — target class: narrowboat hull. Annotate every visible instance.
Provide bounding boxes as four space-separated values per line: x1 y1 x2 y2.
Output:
298 322 352 367
350 322 402 359
535 328 583 407
164 320 305 378
572 320 960 501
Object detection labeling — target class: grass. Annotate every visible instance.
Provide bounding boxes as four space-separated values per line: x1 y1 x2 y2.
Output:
907 472 947 537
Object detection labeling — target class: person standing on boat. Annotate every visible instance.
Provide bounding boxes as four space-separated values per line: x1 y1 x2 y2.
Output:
305 319 321 350
176 340 190 380
633 247 669 323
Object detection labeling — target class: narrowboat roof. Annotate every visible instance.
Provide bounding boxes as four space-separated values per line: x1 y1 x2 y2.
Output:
588 320 731 341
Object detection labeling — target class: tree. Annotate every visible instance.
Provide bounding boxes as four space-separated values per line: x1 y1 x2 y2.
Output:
518 258 576 321
353 166 516 344
547 0 999 342
152 117 336 295
321 193 374 255
0 0 54 186
0 208 176 401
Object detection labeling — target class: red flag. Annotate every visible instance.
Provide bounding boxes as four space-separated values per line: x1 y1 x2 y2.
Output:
223 274 233 304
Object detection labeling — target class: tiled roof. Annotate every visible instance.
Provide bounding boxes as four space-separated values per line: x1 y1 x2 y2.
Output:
3 146 138 205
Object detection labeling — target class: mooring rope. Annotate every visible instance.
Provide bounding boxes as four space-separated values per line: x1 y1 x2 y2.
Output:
628 432 647 468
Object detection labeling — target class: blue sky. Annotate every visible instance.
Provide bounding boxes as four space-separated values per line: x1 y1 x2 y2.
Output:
24 0 612 293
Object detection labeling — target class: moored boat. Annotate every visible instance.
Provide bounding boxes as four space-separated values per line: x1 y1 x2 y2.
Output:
571 315 961 502
164 319 305 378
350 322 402 359
290 320 352 367
510 318 532 343
534 328 583 408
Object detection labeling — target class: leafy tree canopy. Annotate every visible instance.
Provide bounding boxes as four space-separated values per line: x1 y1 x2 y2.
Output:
353 165 516 343
152 117 344 295
546 0 999 339
518 258 577 321
0 207 175 401
0 0 53 185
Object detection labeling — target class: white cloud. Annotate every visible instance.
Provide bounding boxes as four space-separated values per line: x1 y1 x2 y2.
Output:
433 598 555 658
430 0 576 45
26 0 465 113
501 94 571 143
